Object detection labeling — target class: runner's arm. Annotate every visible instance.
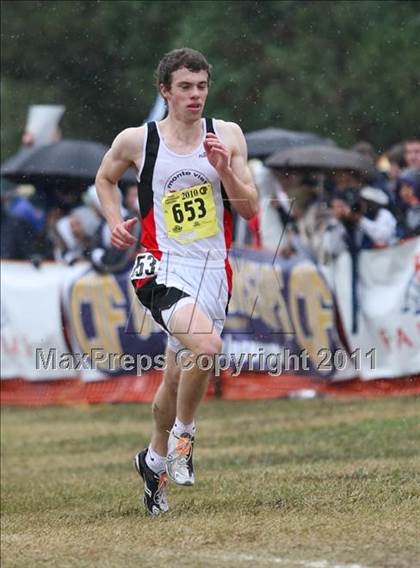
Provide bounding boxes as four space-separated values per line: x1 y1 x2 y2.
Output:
205 123 258 220
95 128 143 249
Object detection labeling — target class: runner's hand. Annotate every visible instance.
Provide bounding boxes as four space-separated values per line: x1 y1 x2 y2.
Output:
111 218 138 250
204 133 230 174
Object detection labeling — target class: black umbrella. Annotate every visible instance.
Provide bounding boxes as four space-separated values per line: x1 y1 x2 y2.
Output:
1 140 137 185
245 127 334 159
265 144 375 174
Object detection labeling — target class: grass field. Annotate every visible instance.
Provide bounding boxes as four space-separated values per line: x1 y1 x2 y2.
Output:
2 396 420 568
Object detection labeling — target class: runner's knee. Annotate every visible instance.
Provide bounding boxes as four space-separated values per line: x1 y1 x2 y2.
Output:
192 334 222 358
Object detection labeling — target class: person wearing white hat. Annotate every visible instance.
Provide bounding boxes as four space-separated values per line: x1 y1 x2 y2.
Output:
322 186 397 262
358 186 397 247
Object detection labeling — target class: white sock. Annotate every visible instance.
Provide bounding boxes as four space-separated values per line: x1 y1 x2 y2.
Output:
145 445 166 474
173 417 196 437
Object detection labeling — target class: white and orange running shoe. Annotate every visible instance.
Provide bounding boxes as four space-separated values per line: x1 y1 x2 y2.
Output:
166 431 195 486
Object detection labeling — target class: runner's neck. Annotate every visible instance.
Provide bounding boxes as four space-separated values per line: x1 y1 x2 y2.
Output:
158 116 204 154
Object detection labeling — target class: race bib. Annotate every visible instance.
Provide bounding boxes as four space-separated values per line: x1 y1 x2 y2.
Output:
162 182 219 244
130 252 160 281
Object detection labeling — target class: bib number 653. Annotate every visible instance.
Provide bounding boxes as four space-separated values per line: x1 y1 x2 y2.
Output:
130 252 160 280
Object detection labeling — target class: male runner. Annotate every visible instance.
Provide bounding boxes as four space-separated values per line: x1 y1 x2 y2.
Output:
96 48 258 515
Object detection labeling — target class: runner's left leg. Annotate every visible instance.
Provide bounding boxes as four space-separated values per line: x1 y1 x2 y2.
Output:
150 346 180 456
165 301 223 485
168 300 222 423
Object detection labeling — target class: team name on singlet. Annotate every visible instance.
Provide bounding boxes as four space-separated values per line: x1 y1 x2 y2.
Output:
166 169 207 189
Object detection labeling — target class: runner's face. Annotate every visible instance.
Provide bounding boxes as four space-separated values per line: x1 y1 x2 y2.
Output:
162 67 209 120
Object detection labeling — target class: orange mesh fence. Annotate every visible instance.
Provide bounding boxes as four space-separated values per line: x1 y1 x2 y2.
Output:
1 372 418 406
220 372 420 399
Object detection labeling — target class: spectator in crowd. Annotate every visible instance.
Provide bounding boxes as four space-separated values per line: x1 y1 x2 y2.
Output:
8 185 46 233
123 183 140 217
42 207 64 260
351 141 388 191
384 143 406 195
271 169 331 260
358 186 397 246
1 211 36 260
404 137 420 170
329 168 364 198
351 141 377 164
1 181 37 260
322 186 397 260
5 184 57 260
46 184 84 214
247 160 284 249
396 168 420 237
83 184 140 273
51 205 101 265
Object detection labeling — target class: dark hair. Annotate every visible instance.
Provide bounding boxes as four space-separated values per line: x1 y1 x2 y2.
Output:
351 141 377 164
330 189 360 209
405 136 420 143
397 168 420 199
155 48 212 92
387 143 405 168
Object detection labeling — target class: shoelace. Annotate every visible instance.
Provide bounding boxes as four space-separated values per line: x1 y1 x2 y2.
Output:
175 436 193 457
155 473 168 506
166 431 194 466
